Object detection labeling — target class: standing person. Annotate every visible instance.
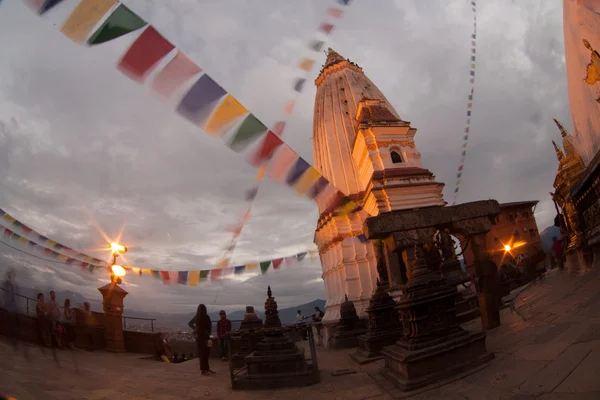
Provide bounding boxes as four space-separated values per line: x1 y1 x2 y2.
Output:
62 299 76 350
47 291 63 349
312 306 324 346
1 270 19 352
216 310 232 362
36 293 51 348
81 302 96 351
296 309 304 323
552 237 565 270
188 304 215 375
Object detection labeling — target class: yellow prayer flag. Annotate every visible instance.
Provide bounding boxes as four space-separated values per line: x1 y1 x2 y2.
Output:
3 214 15 223
298 58 315 72
255 166 266 182
187 271 200 286
294 167 321 195
456 179 461 186
142 269 153 275
246 263 258 271
61 0 118 44
338 200 357 216
19 236 29 245
47 240 58 247
204 95 248 138
57 254 68 262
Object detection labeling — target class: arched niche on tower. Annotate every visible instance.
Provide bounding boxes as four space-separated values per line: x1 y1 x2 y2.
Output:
389 147 404 164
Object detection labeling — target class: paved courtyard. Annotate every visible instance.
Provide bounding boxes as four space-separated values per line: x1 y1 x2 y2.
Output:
2 268 600 399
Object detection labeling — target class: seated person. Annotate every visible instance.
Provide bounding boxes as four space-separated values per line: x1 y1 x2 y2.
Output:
155 333 173 363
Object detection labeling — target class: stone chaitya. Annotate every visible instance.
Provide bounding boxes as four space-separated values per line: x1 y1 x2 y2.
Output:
363 200 500 392
236 286 319 389
351 241 403 364
229 306 264 369
330 294 368 349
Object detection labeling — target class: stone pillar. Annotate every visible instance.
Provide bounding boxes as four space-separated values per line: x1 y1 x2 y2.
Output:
98 283 128 353
471 234 501 330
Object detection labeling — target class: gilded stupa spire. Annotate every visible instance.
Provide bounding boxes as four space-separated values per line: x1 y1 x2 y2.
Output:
553 118 569 138
552 140 565 161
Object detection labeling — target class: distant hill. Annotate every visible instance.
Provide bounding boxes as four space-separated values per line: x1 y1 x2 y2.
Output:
540 225 562 253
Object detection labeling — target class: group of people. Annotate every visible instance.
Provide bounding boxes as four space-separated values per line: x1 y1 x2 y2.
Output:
35 291 78 350
295 306 324 343
186 305 232 376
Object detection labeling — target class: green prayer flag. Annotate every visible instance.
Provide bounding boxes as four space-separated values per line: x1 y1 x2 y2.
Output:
260 261 271 274
200 270 210 279
87 4 147 46
227 114 268 152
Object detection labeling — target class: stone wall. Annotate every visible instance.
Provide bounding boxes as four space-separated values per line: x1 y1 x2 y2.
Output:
123 330 158 355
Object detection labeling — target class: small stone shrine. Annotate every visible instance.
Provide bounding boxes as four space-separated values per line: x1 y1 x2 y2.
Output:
236 286 319 389
230 306 264 369
330 294 368 349
351 242 403 364
364 200 500 392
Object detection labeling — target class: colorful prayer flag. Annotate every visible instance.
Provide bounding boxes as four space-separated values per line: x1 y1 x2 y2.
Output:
298 58 315 71
87 4 146 45
248 131 283 167
273 121 286 136
117 26 175 83
210 269 222 280
284 100 295 115
260 261 271 274
200 270 210 280
245 263 258 271
39 0 66 15
293 167 321 196
227 114 268 152
309 40 326 52
151 51 202 99
204 95 247 138
296 252 307 261
272 258 283 269
338 0 351 5
286 158 310 185
327 8 344 18
312 176 329 199
177 271 188 285
467 103 472 109
60 0 118 44
285 256 295 265
245 187 259 201
234 266 246 274
294 78 306 92
160 271 170 282
470 71 475 76
177 74 227 126
319 23 335 35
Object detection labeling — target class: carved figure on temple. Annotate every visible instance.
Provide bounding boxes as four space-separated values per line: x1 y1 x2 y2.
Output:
583 39 600 86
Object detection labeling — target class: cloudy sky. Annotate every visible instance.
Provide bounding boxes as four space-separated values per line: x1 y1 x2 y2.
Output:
0 0 568 314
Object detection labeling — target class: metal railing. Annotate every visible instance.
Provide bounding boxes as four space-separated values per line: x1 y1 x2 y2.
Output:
0 287 156 332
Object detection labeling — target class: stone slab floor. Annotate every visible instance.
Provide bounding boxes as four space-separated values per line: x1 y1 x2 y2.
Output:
2 268 600 400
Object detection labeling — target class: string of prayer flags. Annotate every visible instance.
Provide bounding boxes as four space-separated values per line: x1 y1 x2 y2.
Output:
150 51 202 99
452 0 477 205
60 0 118 44
0 224 106 269
87 3 147 45
117 26 175 83
0 209 106 266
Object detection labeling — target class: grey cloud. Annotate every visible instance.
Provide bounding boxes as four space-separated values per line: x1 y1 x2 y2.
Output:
0 0 567 313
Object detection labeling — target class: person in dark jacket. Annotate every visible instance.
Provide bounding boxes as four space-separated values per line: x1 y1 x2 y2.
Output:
188 304 215 375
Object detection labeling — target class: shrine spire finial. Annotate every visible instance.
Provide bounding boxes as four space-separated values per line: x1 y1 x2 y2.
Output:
553 118 569 138
552 140 565 161
324 47 346 69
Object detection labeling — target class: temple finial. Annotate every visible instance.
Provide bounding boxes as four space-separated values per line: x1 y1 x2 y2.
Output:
552 140 565 161
324 47 346 69
267 285 272 299
553 118 569 138
344 293 348 302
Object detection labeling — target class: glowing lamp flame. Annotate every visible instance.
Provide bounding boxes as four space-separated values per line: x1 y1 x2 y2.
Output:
111 264 127 277
109 242 127 254
504 244 511 252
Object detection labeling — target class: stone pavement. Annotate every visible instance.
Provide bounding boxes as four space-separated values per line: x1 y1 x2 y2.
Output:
1 268 600 399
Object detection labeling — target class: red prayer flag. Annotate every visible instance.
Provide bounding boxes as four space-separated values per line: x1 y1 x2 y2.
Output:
319 23 335 34
248 131 284 167
151 51 202 99
210 269 222 280
118 26 175 83
272 258 283 269
273 121 286 137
